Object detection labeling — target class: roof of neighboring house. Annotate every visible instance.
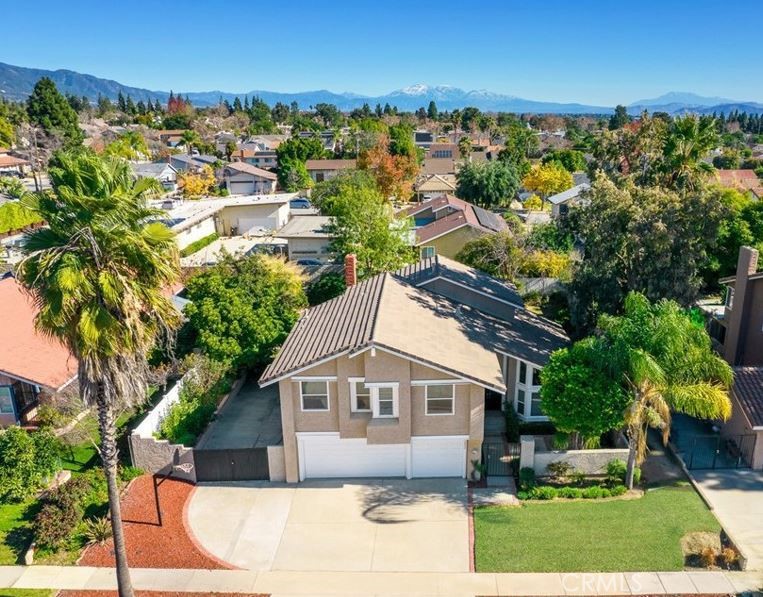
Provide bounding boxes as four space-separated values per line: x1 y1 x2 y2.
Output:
224 161 278 180
0 155 30 168
133 162 177 177
260 258 568 388
733 367 763 428
548 183 591 205
415 174 457 192
170 153 219 166
0 277 77 390
405 194 508 245
712 169 763 197
428 143 458 154
276 215 333 238
421 158 456 176
304 159 356 171
158 129 186 136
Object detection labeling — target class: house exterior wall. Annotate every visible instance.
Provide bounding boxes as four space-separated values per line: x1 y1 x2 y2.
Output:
286 237 333 262
174 216 217 250
424 226 486 260
224 173 277 195
277 350 486 482
722 391 763 469
737 279 763 366
217 203 289 235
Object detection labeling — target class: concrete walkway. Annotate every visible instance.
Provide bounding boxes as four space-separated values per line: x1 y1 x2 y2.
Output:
692 468 763 571
1 566 761 595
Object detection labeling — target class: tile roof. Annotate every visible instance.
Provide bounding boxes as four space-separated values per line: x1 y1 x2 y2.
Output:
712 169 763 198
304 159 356 171
733 367 763 428
421 158 456 176
224 161 278 180
0 277 78 389
0 155 29 168
406 194 508 244
260 257 568 387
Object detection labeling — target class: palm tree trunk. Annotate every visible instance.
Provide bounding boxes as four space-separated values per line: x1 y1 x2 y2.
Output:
96 396 134 597
625 433 637 490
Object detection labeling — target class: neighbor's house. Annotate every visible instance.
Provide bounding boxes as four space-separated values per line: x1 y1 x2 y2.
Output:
0 148 30 177
259 254 568 482
414 130 434 149
404 194 508 259
414 174 457 202
275 215 334 263
0 277 77 426
548 182 591 218
712 169 763 199
428 143 457 159
222 162 278 195
132 162 179 192
230 148 278 171
717 246 763 469
168 153 219 173
305 159 356 183
158 130 186 147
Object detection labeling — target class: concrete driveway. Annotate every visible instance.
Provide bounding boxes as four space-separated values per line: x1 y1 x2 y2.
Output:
692 469 763 570
187 479 469 572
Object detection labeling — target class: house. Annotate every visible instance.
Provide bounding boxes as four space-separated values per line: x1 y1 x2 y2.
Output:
275 215 334 262
413 174 457 201
298 130 337 152
404 194 509 259
132 162 179 192
427 143 457 159
421 157 456 177
304 159 356 183
259 254 569 482
222 162 278 195
0 148 30 177
712 169 763 199
414 130 434 149
0 277 78 426
230 148 278 170
548 183 591 218
717 246 763 469
168 153 219 173
158 130 186 147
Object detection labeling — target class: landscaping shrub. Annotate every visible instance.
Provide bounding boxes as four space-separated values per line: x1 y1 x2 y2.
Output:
34 500 80 550
504 402 521 442
609 484 628 496
570 470 587 486
83 516 112 545
718 547 738 569
0 427 61 502
546 460 573 481
531 486 558 500
582 486 609 499
700 547 717 568
118 466 144 484
179 232 219 257
558 486 583 499
519 467 536 491
606 459 641 486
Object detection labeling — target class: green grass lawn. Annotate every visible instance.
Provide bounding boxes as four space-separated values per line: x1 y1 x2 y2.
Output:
0 590 55 597
0 499 39 565
474 485 721 572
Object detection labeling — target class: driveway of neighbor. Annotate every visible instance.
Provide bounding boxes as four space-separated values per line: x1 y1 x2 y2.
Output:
187 479 469 572
196 380 282 449
692 468 763 570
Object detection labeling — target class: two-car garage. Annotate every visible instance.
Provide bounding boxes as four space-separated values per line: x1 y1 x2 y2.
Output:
296 433 467 481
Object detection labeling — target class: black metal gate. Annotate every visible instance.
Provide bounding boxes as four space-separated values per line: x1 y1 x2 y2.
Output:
194 447 270 482
482 440 520 477
684 433 757 470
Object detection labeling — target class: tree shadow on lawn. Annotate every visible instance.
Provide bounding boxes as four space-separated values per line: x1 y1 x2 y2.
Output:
4 501 41 564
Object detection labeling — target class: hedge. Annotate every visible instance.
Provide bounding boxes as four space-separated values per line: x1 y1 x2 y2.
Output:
180 233 219 257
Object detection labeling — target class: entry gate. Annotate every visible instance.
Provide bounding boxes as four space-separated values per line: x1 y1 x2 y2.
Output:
684 433 757 470
194 447 270 482
482 440 520 477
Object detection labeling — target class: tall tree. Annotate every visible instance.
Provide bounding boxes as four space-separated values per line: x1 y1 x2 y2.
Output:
608 104 630 130
455 160 520 208
17 152 180 597
522 162 574 206
26 77 83 147
427 100 438 120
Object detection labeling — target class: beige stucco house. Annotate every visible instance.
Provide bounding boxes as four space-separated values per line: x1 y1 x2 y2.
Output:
259 255 568 482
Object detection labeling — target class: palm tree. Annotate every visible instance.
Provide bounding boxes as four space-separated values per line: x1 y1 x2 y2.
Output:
600 293 733 488
458 136 472 162
662 115 718 189
17 152 180 597
180 129 201 156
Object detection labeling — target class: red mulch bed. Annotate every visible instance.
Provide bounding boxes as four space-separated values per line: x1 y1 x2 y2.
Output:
59 593 266 597
78 474 231 570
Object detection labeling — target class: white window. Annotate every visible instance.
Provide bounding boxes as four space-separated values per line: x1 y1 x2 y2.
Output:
515 360 543 418
367 383 399 418
300 381 329 411
349 378 371 412
425 384 454 415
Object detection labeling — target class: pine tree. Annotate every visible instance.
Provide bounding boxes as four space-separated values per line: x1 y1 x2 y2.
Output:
26 77 83 146
427 100 438 120
117 91 127 112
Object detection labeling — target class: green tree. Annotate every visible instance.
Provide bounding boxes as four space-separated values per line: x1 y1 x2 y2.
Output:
427 100 438 120
458 136 472 161
306 271 346 305
26 77 83 147
522 162 574 205
180 129 201 155
279 158 313 192
275 136 327 188
455 231 526 282
0 115 14 146
542 149 587 173
18 152 177 597
455 160 520 208
498 118 537 177
608 104 630 130
662 115 718 190
184 253 306 370
314 172 415 278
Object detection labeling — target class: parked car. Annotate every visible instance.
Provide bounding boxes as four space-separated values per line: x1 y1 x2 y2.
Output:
295 258 322 266
289 197 312 209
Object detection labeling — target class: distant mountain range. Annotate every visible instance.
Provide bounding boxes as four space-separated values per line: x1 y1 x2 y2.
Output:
2 61 762 116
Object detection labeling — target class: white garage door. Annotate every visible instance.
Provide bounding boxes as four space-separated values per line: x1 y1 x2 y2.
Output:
229 181 254 195
238 217 276 234
410 436 467 478
298 434 407 480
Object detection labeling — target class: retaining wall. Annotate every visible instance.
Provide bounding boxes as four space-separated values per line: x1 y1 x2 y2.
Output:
520 434 630 477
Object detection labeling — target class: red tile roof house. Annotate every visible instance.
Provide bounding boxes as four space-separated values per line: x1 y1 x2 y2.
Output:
403 194 509 259
0 277 78 426
712 169 763 199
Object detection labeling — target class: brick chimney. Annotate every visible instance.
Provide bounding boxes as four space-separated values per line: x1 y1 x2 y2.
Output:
344 253 357 287
723 246 759 366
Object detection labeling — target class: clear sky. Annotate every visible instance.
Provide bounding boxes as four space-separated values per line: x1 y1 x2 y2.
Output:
2 0 760 105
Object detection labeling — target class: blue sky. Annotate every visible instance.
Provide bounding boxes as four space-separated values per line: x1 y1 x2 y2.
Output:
2 0 760 105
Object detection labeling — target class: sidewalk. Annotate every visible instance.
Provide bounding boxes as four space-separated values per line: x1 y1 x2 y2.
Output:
1 566 761 596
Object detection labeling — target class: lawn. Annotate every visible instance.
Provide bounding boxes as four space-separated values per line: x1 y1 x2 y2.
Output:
474 484 721 572
0 499 38 565
0 590 55 597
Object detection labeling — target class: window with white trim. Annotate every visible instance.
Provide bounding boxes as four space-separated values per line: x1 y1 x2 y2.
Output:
425 384 454 415
369 384 398 418
349 379 371 412
300 381 329 411
515 360 543 418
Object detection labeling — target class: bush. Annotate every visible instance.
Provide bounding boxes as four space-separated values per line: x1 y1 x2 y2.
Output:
606 459 640 486
700 546 717 568
530 486 558 500
546 460 573 481
570 471 587 486
0 427 61 502
718 547 738 569
83 516 112 545
519 467 536 491
306 272 345 306
558 486 583 499
610 484 628 496
119 466 144 484
179 233 219 257
582 486 604 499
504 402 520 442
34 501 80 550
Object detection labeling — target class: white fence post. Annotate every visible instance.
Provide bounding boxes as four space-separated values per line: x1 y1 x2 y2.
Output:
519 435 535 470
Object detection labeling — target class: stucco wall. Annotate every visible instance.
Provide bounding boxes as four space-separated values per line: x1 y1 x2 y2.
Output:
267 446 286 482
175 216 217 250
286 237 333 261
427 226 485 260
520 434 629 476
722 392 763 469
217 203 288 235
128 435 196 482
